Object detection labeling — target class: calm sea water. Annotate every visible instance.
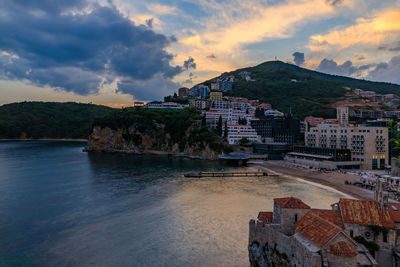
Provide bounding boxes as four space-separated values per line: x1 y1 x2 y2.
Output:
0 141 344 266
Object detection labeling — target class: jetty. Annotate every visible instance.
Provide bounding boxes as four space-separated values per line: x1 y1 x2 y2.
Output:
219 153 268 166
184 171 271 178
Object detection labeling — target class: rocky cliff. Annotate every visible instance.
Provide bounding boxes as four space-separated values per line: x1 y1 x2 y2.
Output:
86 108 231 159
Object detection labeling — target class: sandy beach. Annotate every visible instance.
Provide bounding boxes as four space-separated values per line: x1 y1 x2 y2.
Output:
259 160 375 200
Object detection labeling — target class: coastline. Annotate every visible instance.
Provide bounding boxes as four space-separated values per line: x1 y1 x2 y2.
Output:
0 138 87 142
83 148 220 161
259 161 375 200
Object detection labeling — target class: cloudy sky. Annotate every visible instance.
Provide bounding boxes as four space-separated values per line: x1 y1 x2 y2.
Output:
0 0 399 107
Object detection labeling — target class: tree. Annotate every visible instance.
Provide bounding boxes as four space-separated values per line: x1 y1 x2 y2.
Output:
224 123 228 140
173 92 178 98
217 115 223 136
201 116 206 127
239 117 247 125
239 137 250 145
255 108 265 118
388 121 400 158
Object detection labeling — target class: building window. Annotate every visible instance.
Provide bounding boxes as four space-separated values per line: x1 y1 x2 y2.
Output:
383 232 388 243
294 214 298 222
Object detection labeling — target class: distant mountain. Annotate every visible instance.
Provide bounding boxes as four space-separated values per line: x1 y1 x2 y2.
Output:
0 102 114 139
203 61 400 119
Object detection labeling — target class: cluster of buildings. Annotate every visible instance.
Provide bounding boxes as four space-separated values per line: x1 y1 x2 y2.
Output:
177 73 234 101
143 102 188 109
353 89 400 109
350 109 400 120
169 82 303 146
249 180 400 266
210 73 235 91
200 94 271 145
139 97 397 170
287 106 394 170
139 81 400 171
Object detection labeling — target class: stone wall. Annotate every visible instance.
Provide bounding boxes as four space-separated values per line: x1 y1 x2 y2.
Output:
279 208 310 235
392 158 400 176
249 220 321 267
344 223 395 267
326 253 356 267
272 203 311 235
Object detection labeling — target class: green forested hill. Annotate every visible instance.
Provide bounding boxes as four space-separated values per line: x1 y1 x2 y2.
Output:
0 102 114 139
92 107 231 153
204 61 400 119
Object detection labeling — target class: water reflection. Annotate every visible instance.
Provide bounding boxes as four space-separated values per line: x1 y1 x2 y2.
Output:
0 142 344 266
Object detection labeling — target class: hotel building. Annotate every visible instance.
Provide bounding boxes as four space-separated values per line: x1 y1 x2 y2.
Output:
225 124 261 144
305 123 388 169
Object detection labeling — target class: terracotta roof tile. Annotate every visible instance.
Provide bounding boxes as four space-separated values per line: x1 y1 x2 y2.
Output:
339 199 395 228
294 212 342 247
274 197 311 209
329 241 358 257
388 203 400 223
309 209 344 228
258 212 273 224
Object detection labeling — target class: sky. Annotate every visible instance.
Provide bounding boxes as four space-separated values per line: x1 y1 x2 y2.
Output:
0 0 399 107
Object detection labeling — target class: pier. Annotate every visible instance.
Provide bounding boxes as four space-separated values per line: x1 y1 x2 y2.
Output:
218 154 268 166
184 171 272 178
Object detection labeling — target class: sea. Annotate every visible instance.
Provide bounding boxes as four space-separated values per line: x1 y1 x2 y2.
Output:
0 141 344 266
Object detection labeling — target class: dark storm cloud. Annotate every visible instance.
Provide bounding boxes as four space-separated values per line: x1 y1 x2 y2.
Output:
316 57 400 85
326 0 344 6
183 57 196 70
292 52 305 66
317 59 358 76
368 56 400 85
0 0 182 95
117 74 180 101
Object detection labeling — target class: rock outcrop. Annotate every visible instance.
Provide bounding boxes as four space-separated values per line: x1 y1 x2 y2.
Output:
86 125 221 160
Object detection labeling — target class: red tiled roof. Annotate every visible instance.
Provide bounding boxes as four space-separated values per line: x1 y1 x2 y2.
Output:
339 199 395 228
309 209 344 228
258 212 273 224
329 241 358 257
274 197 311 209
294 212 342 247
388 202 400 223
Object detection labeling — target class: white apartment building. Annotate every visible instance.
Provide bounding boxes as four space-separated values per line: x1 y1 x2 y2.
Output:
193 99 208 110
211 100 230 109
231 101 256 112
203 108 258 125
336 106 349 125
305 123 389 169
224 124 261 144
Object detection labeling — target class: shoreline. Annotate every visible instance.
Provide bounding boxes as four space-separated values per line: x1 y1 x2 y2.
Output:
259 161 375 200
0 138 88 142
83 148 220 161
257 165 355 199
